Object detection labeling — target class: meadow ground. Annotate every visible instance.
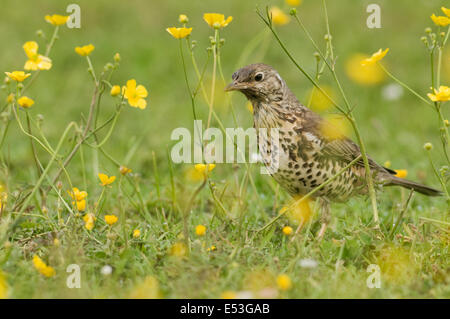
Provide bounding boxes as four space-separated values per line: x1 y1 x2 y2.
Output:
0 0 449 298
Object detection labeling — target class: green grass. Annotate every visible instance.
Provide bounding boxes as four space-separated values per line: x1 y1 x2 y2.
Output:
0 0 449 298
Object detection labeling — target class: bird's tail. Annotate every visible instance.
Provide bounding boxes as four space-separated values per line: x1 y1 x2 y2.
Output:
386 176 443 196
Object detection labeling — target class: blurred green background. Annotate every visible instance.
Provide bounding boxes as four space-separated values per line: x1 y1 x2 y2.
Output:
1 0 448 188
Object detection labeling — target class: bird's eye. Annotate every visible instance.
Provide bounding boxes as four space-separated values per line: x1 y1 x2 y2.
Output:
254 72 264 82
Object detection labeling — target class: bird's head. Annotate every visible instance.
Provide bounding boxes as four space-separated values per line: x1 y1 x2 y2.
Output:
225 63 286 102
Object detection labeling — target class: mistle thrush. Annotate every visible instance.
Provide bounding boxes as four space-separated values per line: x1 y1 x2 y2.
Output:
225 63 441 234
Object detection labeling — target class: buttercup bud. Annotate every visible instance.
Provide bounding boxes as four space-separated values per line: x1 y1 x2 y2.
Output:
424 142 433 151
179 14 189 24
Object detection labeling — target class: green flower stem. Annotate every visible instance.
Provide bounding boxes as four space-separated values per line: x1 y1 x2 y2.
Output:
94 187 106 217
206 29 219 130
426 150 449 198
184 176 208 249
86 56 98 84
12 106 54 156
185 37 210 103
25 110 43 176
50 84 100 185
4 121 78 244
179 39 198 122
167 147 177 213
378 63 432 107
85 103 123 148
79 143 88 191
389 189 414 238
45 26 59 56
0 113 11 151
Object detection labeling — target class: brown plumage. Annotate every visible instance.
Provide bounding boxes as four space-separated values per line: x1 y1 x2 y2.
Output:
225 63 441 234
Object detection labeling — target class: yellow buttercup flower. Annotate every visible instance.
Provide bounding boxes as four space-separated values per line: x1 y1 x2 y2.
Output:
105 215 118 226
361 48 389 66
442 7 450 18
179 14 189 24
128 276 161 299
5 71 31 82
73 199 86 212
394 169 408 179
427 86 450 102
430 14 450 27
195 224 206 236
280 196 314 226
203 13 233 29
0 271 8 299
23 41 52 71
68 187 88 201
0 183 7 209
83 213 96 231
194 163 216 174
119 165 132 175
98 173 116 186
221 291 237 299
45 14 69 26
123 79 148 109
166 27 192 39
169 242 187 257
110 85 121 97
17 96 35 108
206 245 216 252
282 226 293 236
32 255 55 278
185 166 204 182
346 53 385 86
133 229 141 238
376 245 417 284
286 0 302 6
75 44 95 57
309 85 335 112
276 274 292 291
6 93 14 104
242 269 276 297
320 114 350 140
269 7 290 26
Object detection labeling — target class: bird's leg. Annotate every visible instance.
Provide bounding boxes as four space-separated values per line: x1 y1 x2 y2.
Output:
317 198 331 239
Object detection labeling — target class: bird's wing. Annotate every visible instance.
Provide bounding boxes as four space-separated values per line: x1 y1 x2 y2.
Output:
298 109 390 173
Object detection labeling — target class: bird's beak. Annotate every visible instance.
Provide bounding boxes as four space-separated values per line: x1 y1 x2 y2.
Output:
225 81 246 92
